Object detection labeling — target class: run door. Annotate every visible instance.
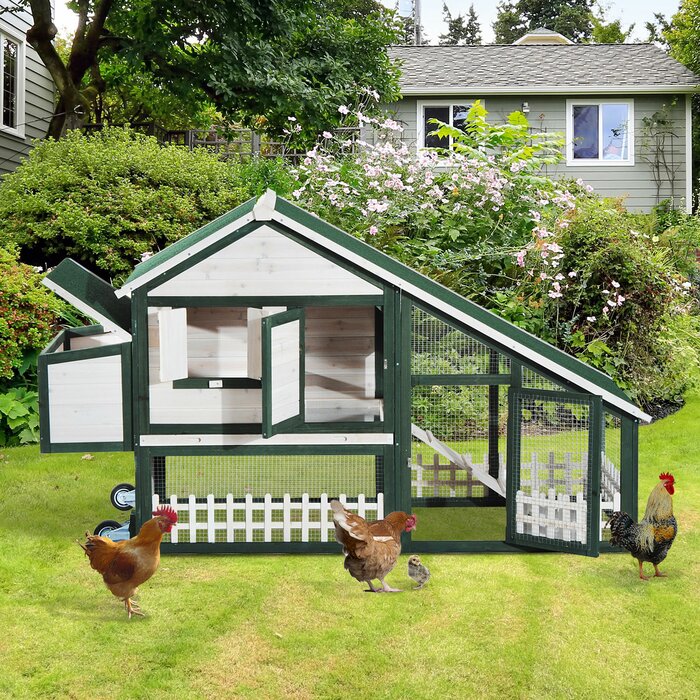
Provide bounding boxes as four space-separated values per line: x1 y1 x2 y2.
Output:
506 389 602 556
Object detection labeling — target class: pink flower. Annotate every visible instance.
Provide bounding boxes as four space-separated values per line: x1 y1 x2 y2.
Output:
568 271 577 278
369 225 378 235
322 131 333 139
516 250 526 267
338 105 350 115
612 280 620 288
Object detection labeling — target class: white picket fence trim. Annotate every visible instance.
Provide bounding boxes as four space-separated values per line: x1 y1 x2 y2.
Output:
516 489 588 545
153 492 384 544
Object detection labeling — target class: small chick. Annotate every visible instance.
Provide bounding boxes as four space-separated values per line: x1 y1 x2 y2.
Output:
407 555 430 589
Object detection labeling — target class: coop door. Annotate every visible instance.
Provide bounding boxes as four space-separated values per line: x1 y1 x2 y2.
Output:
506 389 602 556
261 308 304 437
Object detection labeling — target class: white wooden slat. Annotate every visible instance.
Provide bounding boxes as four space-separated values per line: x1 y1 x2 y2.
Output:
158 307 189 382
245 493 254 542
140 432 393 446
207 494 215 543
301 493 310 542
189 495 197 543
264 494 273 542
170 494 179 543
67 334 125 350
319 493 329 542
283 494 292 542
226 494 235 542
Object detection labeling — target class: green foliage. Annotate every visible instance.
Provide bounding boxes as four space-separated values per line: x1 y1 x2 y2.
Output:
590 10 634 43
439 3 482 45
0 128 250 280
494 0 594 43
0 387 39 447
0 248 63 380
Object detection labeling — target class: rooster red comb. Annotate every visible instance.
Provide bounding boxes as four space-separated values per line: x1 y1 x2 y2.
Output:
659 472 675 483
152 505 178 524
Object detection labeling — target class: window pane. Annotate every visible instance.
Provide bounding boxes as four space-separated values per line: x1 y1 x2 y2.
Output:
572 105 599 159
602 104 629 160
452 104 469 132
424 106 449 148
2 39 18 129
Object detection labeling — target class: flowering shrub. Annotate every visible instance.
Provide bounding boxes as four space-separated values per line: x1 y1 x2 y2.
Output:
290 103 700 405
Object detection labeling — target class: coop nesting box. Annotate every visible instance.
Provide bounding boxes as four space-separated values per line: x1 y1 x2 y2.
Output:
39 191 649 555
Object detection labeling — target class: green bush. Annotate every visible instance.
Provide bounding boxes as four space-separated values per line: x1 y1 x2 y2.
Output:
0 128 252 281
0 248 64 445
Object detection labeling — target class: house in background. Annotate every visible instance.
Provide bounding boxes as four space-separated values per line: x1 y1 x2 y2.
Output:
0 1 55 175
383 32 700 211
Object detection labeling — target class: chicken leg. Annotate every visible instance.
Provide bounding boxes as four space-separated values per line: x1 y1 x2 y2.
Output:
638 560 650 580
124 598 145 619
653 564 667 577
378 579 402 593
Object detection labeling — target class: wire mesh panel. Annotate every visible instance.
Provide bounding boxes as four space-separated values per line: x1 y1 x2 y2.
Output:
152 453 383 544
521 367 567 392
412 307 510 375
601 413 622 541
508 390 601 555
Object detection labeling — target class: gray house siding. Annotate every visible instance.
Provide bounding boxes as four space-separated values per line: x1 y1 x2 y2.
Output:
0 3 55 176
372 93 688 211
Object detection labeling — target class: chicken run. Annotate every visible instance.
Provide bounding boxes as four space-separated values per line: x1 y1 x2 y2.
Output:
39 191 650 556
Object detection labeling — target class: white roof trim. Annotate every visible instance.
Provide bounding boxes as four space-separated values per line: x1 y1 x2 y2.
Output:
513 32 574 45
399 85 700 96
270 208 650 422
43 277 131 341
140 433 394 447
116 211 256 298
254 189 277 220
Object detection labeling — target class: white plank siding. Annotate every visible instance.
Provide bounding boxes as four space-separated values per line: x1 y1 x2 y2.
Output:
304 307 379 422
186 307 248 377
147 308 263 424
149 225 381 297
270 320 301 425
47 355 124 442
61 332 126 351
381 94 688 211
158 307 188 382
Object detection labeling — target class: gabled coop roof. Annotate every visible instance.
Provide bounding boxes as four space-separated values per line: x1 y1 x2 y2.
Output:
117 190 650 422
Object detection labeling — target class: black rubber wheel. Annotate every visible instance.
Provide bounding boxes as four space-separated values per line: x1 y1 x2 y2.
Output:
93 520 122 537
110 482 135 511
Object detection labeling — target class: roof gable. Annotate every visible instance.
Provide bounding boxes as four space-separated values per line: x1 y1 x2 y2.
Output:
116 190 649 421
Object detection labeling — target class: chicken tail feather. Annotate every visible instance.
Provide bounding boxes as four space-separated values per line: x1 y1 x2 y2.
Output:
607 511 635 547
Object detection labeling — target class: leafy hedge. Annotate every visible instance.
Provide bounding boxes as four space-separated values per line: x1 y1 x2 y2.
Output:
0 128 285 281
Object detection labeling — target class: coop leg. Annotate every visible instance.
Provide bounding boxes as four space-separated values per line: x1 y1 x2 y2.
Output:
637 560 650 580
653 564 667 578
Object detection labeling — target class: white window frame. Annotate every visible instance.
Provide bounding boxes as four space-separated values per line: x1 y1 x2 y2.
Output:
566 99 634 167
0 20 26 139
416 99 483 150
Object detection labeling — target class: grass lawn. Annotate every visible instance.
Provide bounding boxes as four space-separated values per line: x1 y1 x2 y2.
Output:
1 392 698 699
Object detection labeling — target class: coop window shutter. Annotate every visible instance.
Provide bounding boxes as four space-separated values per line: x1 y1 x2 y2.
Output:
158 307 188 382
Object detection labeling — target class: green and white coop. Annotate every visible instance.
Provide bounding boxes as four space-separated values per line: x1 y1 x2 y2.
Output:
38 191 649 555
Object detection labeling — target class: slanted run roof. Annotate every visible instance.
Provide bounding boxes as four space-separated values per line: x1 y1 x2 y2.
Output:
389 43 700 95
116 190 650 422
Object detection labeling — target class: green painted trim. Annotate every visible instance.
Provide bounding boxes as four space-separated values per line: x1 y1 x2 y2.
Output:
288 421 385 433
148 423 263 434
172 378 262 390
40 342 125 365
488 350 500 478
274 196 637 413
588 396 603 557
132 291 151 439
147 295 385 307
124 197 257 286
40 329 67 356
620 417 639 520
412 496 506 508
374 306 384 399
397 293 413 537
411 374 511 386
66 324 106 337
134 448 153 531
46 259 131 331
120 343 133 451
515 387 595 401
38 351 51 453
510 360 523 389
40 441 128 453
261 308 305 438
505 387 519 543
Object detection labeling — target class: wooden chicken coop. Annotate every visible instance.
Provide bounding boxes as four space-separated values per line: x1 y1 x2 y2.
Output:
39 191 650 556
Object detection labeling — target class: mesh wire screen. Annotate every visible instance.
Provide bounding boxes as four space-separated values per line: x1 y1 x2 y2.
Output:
513 393 592 547
153 453 382 543
412 307 510 375
410 385 507 501
521 367 566 392
601 413 622 541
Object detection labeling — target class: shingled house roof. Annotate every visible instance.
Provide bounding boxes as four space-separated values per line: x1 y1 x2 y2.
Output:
389 44 699 95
